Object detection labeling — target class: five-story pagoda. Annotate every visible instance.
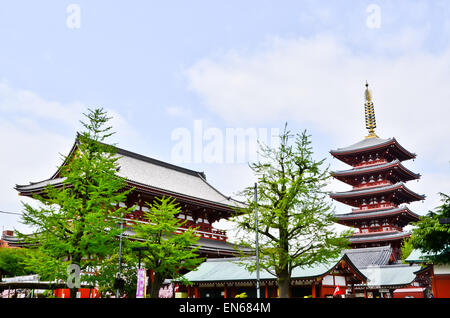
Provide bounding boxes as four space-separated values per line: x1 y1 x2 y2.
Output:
330 83 425 262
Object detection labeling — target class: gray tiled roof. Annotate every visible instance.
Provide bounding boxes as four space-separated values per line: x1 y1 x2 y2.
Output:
335 206 420 220
343 246 392 267
332 159 420 179
349 231 410 243
333 160 399 175
115 154 245 209
195 237 253 255
404 249 436 264
330 182 400 196
15 138 245 210
15 177 65 191
358 264 421 288
330 182 425 200
330 137 417 165
182 254 366 283
331 137 393 153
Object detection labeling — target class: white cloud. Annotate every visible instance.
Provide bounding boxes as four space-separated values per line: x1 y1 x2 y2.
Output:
166 106 192 118
0 80 84 129
0 81 139 233
185 33 450 154
185 32 450 218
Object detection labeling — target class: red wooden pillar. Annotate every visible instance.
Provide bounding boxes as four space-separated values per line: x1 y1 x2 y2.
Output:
265 285 269 298
312 283 316 298
194 286 200 298
224 285 227 298
431 266 437 298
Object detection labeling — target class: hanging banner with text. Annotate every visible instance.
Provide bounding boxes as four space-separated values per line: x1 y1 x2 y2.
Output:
136 269 147 298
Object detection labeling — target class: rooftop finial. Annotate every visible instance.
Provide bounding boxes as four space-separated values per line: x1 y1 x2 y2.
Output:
364 82 378 139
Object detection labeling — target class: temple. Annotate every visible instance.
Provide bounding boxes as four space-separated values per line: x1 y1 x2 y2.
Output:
15 137 246 258
181 255 368 298
330 82 425 262
9 84 435 298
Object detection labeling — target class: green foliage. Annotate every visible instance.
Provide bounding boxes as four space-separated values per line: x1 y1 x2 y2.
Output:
408 193 450 264
233 124 350 297
22 247 67 282
0 248 36 278
94 245 138 297
17 108 135 296
132 196 205 298
400 237 415 264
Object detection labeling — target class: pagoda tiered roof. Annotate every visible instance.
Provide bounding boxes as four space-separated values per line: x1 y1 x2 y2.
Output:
348 230 411 244
330 137 416 165
335 206 420 224
329 83 424 258
332 159 420 186
330 182 425 207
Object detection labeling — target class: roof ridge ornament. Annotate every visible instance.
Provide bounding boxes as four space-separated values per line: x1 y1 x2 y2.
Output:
364 81 379 139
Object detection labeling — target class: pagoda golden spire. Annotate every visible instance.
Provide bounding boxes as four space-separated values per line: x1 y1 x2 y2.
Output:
364 81 378 139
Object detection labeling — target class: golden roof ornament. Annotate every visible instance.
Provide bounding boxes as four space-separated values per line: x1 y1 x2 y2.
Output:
364 81 378 139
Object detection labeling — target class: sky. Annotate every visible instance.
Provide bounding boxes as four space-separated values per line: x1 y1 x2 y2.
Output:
0 1 449 234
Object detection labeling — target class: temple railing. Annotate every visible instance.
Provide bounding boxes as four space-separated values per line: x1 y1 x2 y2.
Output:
176 226 227 241
355 227 403 235
353 180 391 190
353 203 397 212
353 159 388 168
120 215 228 242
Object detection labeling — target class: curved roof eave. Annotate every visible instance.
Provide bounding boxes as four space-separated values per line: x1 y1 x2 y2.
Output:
335 207 420 221
330 137 416 160
330 182 425 200
332 160 420 180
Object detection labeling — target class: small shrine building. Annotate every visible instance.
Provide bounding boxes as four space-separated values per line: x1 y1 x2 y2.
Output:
180 254 367 298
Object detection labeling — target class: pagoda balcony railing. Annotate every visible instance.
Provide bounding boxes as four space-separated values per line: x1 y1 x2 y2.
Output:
353 180 391 190
353 159 388 168
355 228 402 235
353 203 397 212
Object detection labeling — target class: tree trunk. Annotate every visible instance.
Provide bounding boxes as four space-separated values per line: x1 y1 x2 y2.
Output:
277 268 290 298
149 273 164 298
278 210 290 298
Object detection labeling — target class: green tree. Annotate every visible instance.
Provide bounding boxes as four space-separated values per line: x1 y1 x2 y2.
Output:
407 193 450 264
400 237 414 263
234 125 350 298
0 248 35 278
94 247 138 298
132 196 204 298
18 108 135 298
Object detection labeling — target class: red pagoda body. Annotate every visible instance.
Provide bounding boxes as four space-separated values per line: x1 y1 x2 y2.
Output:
330 83 425 262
